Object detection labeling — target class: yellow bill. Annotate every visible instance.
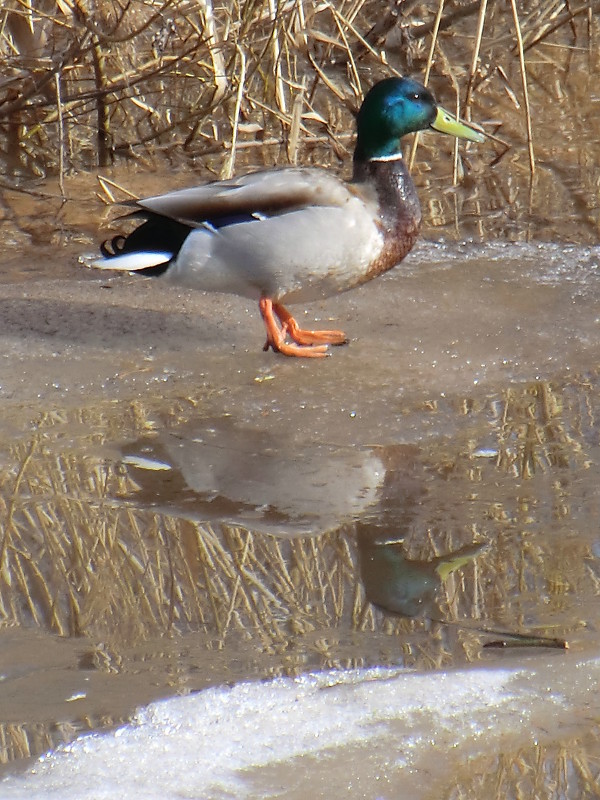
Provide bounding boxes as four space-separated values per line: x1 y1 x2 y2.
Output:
431 106 485 143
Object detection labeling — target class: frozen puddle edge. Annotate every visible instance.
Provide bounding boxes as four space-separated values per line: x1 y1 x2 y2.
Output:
1 649 596 799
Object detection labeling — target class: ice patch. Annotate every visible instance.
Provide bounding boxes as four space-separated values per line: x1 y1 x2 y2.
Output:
1 655 586 800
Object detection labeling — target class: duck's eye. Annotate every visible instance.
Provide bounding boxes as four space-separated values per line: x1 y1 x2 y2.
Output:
411 92 421 101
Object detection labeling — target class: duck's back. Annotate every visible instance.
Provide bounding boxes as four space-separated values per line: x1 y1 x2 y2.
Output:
150 167 385 303
168 184 385 303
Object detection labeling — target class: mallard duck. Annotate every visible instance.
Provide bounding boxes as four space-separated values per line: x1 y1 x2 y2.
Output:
90 77 484 358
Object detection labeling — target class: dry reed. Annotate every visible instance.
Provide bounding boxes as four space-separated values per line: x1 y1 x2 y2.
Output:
0 0 596 182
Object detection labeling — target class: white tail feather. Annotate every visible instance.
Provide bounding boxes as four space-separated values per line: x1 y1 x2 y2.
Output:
87 251 173 272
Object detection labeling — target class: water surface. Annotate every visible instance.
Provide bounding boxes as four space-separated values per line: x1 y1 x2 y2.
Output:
0 225 599 796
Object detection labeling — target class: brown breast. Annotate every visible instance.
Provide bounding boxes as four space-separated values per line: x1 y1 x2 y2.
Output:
351 157 422 285
362 217 421 284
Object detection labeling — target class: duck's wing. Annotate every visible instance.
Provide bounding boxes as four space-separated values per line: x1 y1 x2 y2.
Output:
134 168 359 227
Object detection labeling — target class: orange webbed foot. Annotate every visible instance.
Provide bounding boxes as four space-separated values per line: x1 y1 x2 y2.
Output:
259 298 338 358
272 302 348 347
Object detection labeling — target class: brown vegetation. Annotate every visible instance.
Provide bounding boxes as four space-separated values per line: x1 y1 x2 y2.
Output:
1 0 596 180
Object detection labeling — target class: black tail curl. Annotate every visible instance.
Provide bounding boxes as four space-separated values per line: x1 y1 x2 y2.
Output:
100 235 127 257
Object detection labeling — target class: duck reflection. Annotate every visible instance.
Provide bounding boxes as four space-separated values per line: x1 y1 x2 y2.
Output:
117 418 487 616
358 529 488 618
119 416 390 536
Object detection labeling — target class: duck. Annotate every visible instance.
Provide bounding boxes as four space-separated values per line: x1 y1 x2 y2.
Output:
90 77 484 358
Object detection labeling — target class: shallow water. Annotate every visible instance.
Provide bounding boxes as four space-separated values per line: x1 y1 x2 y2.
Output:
1 204 600 795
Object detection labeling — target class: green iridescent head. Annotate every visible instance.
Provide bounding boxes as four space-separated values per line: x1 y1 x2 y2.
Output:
354 77 484 162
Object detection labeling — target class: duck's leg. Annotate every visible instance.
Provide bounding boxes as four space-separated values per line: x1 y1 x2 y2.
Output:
272 302 348 346
259 298 329 358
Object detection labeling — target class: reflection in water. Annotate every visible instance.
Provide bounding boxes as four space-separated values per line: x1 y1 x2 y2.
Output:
120 420 488 623
358 531 488 618
119 416 386 535
1 376 600 780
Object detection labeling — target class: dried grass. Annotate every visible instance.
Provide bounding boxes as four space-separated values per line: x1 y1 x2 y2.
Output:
0 0 596 181
446 737 600 800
